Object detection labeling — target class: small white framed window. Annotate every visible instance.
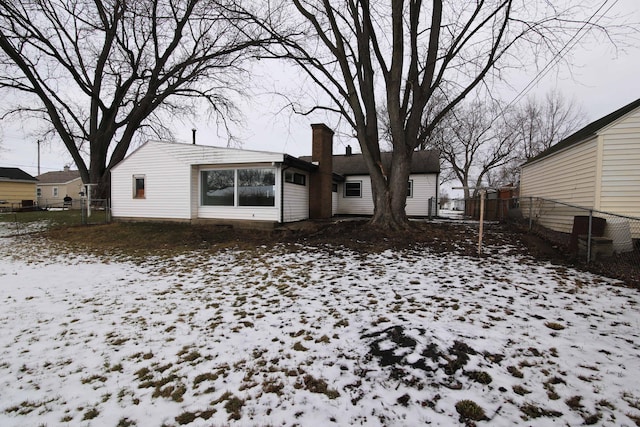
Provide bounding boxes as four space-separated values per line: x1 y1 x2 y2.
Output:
344 181 362 198
52 187 59 197
133 175 145 199
407 180 413 198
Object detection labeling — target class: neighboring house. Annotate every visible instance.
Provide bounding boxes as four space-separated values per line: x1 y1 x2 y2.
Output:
111 123 440 226
520 97 640 238
0 167 38 211
36 166 83 208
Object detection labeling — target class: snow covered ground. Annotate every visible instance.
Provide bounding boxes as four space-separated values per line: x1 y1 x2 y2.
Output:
1 224 640 426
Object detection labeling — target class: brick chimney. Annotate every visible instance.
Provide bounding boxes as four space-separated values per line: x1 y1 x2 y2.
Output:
309 123 333 219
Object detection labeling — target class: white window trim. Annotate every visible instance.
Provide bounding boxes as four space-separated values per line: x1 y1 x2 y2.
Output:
344 181 362 198
407 180 414 198
133 175 145 199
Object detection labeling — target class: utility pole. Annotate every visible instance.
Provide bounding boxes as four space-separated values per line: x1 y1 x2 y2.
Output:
37 139 41 175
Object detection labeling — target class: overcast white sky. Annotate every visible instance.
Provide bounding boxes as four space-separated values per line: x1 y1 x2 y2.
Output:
1 0 638 177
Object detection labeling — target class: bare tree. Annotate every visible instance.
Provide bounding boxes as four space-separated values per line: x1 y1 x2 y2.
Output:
433 98 519 199
251 0 617 230
0 0 273 197
498 90 586 184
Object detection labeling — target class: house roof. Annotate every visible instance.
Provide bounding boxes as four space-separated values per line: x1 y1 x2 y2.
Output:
300 150 440 176
36 169 81 184
0 167 38 182
525 97 640 164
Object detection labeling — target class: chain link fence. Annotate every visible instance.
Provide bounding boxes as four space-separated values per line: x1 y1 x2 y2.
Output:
445 195 639 285
0 198 111 236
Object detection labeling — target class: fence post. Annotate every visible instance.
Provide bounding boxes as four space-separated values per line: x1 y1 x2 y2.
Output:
528 197 533 231
587 210 593 263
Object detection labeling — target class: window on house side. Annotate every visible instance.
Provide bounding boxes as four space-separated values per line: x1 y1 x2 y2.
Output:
133 176 145 199
344 181 362 198
201 170 234 206
37 188 42 197
407 180 413 198
53 187 58 198
284 171 306 186
238 168 275 206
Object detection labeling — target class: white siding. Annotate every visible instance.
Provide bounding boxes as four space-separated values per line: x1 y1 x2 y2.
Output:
599 108 640 217
406 174 438 217
336 174 438 216
112 141 288 222
332 187 338 216
282 169 309 222
336 175 374 215
520 138 598 233
111 143 192 220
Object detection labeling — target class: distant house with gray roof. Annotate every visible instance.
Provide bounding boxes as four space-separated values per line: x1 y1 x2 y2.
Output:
36 166 83 208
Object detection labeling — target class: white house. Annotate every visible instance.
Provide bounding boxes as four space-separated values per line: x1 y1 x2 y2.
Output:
110 124 440 227
520 97 640 239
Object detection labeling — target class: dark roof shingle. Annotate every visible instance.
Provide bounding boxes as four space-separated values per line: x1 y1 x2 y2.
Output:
35 170 81 184
300 150 440 176
0 167 38 182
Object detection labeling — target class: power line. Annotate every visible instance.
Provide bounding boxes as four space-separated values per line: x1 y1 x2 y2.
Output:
506 0 618 109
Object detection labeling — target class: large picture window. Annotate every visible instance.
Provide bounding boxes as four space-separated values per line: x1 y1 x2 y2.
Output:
201 168 276 207
238 168 275 206
201 170 234 206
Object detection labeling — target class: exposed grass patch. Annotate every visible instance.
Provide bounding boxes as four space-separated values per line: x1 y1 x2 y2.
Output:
507 365 524 378
465 370 492 385
82 407 100 420
513 385 531 395
455 399 487 422
520 403 563 419
296 375 340 399
544 322 565 331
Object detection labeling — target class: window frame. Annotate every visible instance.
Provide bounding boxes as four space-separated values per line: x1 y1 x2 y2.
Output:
200 167 277 207
407 180 414 198
52 187 59 198
201 169 235 206
344 181 362 198
237 168 276 207
133 175 145 199
284 171 306 186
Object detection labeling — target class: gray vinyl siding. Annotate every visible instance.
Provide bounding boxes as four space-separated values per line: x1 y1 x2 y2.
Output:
520 138 598 234
599 108 640 217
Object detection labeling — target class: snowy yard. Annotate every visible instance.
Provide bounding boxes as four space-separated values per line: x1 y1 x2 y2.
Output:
1 223 640 426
